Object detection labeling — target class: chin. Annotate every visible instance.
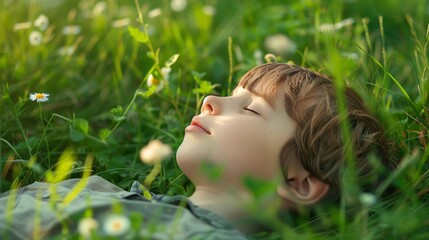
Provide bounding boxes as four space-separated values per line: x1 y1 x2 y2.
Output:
176 140 203 180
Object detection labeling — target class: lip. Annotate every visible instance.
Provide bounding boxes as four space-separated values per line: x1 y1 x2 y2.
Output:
185 117 211 134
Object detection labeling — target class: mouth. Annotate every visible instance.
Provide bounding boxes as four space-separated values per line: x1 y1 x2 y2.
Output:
186 118 211 134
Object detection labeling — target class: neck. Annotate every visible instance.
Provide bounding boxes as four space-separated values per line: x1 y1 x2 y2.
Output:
189 186 244 218
189 186 260 234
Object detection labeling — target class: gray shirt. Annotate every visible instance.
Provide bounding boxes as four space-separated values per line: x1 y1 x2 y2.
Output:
0 175 248 239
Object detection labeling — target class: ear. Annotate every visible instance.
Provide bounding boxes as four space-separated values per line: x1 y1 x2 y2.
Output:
276 158 329 205
277 175 329 205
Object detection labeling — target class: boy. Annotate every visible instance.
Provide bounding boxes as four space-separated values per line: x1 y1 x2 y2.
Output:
177 62 392 232
0 63 391 239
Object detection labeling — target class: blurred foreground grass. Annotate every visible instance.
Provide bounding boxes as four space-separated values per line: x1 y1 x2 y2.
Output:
1 0 428 239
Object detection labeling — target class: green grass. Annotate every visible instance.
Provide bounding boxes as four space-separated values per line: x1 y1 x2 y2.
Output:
1 0 428 239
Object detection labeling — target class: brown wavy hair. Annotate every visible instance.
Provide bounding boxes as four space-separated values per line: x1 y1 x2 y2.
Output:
238 63 393 201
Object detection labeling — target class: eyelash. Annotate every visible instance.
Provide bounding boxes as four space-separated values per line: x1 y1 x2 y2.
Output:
243 107 260 115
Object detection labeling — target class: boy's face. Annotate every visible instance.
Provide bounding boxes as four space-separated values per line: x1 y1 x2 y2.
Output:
176 87 296 191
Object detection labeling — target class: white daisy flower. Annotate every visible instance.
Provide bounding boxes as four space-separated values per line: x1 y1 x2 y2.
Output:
29 31 43 46
147 67 171 92
34 14 49 31
170 0 187 12
140 139 172 164
202 5 216 16
102 215 130 237
92 1 107 16
147 8 162 18
13 22 32 31
264 34 297 55
62 25 81 35
29 93 50 102
160 67 171 79
78 217 99 239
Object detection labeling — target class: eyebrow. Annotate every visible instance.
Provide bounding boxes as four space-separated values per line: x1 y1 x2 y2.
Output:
246 91 274 112
232 87 273 109
253 95 273 112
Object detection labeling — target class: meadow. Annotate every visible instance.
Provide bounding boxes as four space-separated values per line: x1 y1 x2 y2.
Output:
1 0 428 239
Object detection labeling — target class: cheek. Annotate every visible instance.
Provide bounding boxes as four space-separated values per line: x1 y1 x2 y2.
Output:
210 123 280 178
176 118 288 183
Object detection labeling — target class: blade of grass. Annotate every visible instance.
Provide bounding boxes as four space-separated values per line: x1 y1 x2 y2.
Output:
355 43 426 128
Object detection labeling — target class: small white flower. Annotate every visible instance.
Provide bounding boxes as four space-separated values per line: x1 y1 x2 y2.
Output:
140 140 172 164
264 34 297 55
359 192 377 206
111 18 130 28
34 14 49 31
170 0 187 12
147 75 162 91
102 215 130 237
13 22 32 31
147 8 162 18
29 93 50 102
92 1 107 16
147 67 171 92
62 25 81 35
202 5 216 16
160 67 171 79
78 217 99 239
29 31 43 46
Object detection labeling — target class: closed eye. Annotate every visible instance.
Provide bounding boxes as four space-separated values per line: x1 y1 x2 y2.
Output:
243 107 260 115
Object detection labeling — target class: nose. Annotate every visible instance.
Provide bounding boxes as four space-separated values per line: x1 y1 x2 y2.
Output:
201 95 222 114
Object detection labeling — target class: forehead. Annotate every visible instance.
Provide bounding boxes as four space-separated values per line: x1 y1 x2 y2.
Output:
236 70 283 107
